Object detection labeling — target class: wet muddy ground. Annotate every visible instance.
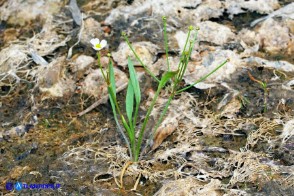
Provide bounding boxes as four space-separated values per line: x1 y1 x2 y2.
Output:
1 0 294 195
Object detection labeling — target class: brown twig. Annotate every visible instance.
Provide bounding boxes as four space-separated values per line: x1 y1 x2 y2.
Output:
77 82 128 116
248 71 263 85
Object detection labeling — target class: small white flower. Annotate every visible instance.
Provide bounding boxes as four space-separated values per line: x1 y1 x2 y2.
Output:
90 38 107 51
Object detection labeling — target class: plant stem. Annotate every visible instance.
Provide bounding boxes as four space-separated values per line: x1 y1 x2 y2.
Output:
176 27 198 85
176 59 229 94
162 16 170 71
97 52 107 81
114 114 133 161
135 91 160 161
108 86 135 158
152 93 174 139
121 33 160 83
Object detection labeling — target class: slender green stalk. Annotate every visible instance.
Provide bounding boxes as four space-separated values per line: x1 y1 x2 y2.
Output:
149 27 198 142
162 16 170 71
247 71 268 113
151 93 174 139
133 104 139 131
176 27 199 83
97 52 107 81
135 71 178 161
121 32 160 83
135 87 161 161
180 26 193 57
108 86 133 141
176 59 229 94
100 54 133 159
114 113 133 160
176 53 189 84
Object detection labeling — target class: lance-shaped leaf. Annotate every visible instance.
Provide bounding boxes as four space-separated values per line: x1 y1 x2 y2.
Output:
127 57 141 105
108 61 134 146
158 70 178 90
127 57 141 130
126 79 134 124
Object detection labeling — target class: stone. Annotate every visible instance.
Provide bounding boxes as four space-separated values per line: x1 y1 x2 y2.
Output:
81 67 128 98
72 55 95 79
81 18 103 46
256 18 291 54
183 50 241 89
0 0 62 25
37 57 75 98
112 41 158 68
154 177 222 196
244 57 294 72
198 21 235 45
225 0 280 19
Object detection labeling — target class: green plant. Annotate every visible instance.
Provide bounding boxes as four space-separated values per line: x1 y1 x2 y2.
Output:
248 71 268 113
92 17 228 162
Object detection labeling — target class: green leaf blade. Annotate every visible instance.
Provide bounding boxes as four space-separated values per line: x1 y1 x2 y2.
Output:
126 79 134 124
108 86 117 116
108 61 116 98
127 57 141 104
158 70 178 89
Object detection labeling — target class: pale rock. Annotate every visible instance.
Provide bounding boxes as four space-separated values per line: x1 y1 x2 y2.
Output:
244 57 294 72
105 0 202 26
281 119 294 143
251 2 294 27
238 29 258 47
225 0 280 19
219 95 242 119
238 29 259 56
105 0 223 44
99 56 110 68
190 51 202 61
37 57 75 98
239 18 293 55
81 18 103 46
198 21 235 45
285 19 294 56
72 55 95 79
257 18 290 54
73 55 95 72
174 30 201 53
104 0 224 50
0 0 62 25
69 0 82 26
192 0 223 22
287 39 294 58
285 19 294 34
183 50 242 89
81 67 128 98
82 0 126 13
82 69 107 98
174 31 189 52
154 177 222 196
112 41 158 68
